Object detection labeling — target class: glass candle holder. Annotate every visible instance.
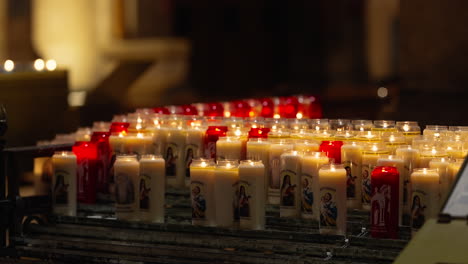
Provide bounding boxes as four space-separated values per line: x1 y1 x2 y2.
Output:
352 120 374 132
190 158 216 226
114 154 140 221
239 160 266 230
301 152 329 220
214 159 240 227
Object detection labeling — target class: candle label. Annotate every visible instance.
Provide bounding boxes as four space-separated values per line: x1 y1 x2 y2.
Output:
371 184 391 231
361 164 374 205
184 144 199 178
165 143 178 177
411 190 426 231
319 187 338 229
233 181 240 221
239 180 252 220
139 173 151 211
301 174 314 215
402 164 414 207
53 169 70 205
280 170 297 208
191 181 206 220
204 141 216 159
115 172 135 213
344 161 358 200
270 156 281 189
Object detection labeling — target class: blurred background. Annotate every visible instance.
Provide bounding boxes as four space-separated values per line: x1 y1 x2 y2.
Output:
0 0 466 147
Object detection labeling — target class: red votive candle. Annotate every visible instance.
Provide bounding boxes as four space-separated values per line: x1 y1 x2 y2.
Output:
73 141 98 204
153 107 170 115
109 122 130 134
231 100 252 118
259 98 274 118
370 166 399 239
91 132 111 195
248 127 270 139
180 104 198 116
319 141 343 164
308 95 323 119
204 126 228 159
205 102 224 117
278 96 299 118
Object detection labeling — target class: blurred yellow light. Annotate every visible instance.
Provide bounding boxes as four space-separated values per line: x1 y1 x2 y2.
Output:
273 114 281 119
34 59 45 71
4 60 14 72
296 112 303 119
46 59 57 71
224 111 231 118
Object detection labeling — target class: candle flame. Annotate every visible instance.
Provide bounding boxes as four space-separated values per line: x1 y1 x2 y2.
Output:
137 133 144 139
273 114 281 119
403 124 410 132
296 112 303 119
360 127 364 131
201 161 207 168
389 135 395 142
234 129 242 137
372 145 378 152
224 111 231 118
119 131 126 137
249 111 255 117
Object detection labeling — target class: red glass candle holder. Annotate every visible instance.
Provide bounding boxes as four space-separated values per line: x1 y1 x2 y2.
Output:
91 132 111 195
204 126 228 159
370 166 399 239
278 96 299 118
319 140 343 164
231 100 252 118
204 102 224 117
248 127 270 139
153 107 170 115
259 98 274 118
308 95 323 119
109 122 130 133
73 141 98 204
180 104 198 116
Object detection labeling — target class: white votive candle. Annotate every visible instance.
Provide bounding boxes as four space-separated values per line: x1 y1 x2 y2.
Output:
239 160 265 230
52 151 77 216
139 155 165 223
410 168 439 234
190 158 216 226
114 154 140 221
279 151 302 218
214 159 239 227
301 152 329 220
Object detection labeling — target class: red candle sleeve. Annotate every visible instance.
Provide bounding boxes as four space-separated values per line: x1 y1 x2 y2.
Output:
73 141 98 204
91 132 111 195
370 166 400 239
319 141 343 164
204 126 228 159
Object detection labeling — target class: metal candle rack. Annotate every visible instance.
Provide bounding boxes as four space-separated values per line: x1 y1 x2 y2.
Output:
0 144 409 263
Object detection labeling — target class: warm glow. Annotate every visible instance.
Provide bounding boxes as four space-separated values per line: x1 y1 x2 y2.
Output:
4 60 14 72
137 133 144 138
34 59 45 71
431 148 437 155
249 111 255 117
226 162 232 169
224 111 231 118
360 127 364 131
423 168 428 174
372 145 378 152
118 131 127 137
331 164 336 171
137 117 143 123
273 114 281 119
46 59 57 71
234 129 242 137
252 124 258 129
136 123 142 130
389 135 395 142
403 124 410 132
201 161 207 168
296 112 303 119
377 87 388 98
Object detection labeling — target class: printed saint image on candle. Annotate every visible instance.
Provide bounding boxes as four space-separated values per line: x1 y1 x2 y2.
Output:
238 181 251 218
139 176 151 210
184 145 197 178
301 175 314 214
320 188 338 228
280 171 296 207
191 181 206 219
371 185 390 228
233 181 240 221
345 164 357 199
53 170 69 205
115 172 135 205
362 167 372 204
411 191 426 230
165 143 178 177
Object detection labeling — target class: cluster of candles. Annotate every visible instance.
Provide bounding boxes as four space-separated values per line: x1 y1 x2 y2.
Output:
49 107 467 237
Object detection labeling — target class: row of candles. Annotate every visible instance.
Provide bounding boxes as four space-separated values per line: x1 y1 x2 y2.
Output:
47 111 467 238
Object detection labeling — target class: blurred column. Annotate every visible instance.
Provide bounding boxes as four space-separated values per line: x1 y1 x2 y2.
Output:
0 0 6 60
366 0 399 81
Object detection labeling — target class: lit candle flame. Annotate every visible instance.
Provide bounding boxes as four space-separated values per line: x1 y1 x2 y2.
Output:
273 114 281 119
201 161 207 168
224 111 231 118
403 124 410 132
296 112 303 119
